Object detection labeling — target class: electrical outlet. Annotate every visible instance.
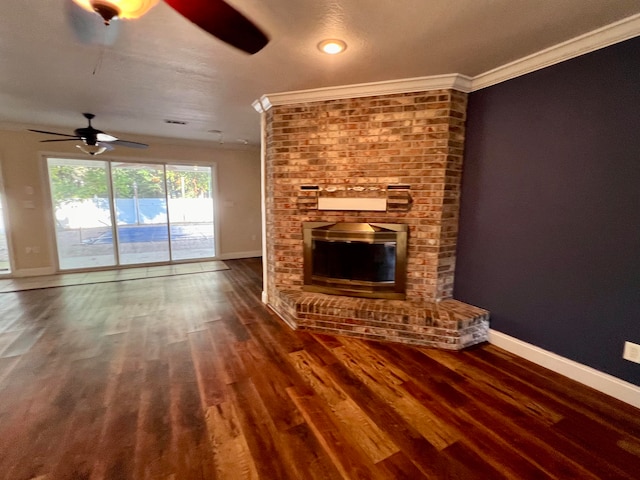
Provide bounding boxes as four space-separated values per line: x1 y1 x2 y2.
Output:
623 341 640 364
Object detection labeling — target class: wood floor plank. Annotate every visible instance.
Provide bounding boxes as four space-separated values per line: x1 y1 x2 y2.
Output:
91 367 144 480
425 347 565 426
188 330 227 407
205 402 258 480
323 356 467 478
0 259 637 479
234 339 305 431
286 386 391 480
229 379 295 480
0 330 23 356
375 451 430 480
4 373 72 479
553 413 640 478
0 357 20 391
0 323 48 358
369 342 560 479
224 290 259 326
90 322 146 480
207 321 249 384
472 344 640 435
289 349 399 463
167 340 215 479
331 343 461 450
132 359 172 480
410 350 606 479
274 422 344 480
440 440 509 480
47 340 119 479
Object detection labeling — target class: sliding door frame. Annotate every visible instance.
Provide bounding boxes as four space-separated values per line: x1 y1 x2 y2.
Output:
105 161 122 267
0 162 14 276
44 153 219 273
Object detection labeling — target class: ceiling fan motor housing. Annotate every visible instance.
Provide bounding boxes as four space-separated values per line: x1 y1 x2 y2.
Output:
74 127 100 145
89 1 120 24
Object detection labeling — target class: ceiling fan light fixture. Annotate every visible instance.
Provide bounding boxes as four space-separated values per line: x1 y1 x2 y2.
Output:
318 39 347 55
72 0 160 24
96 132 118 142
77 144 107 156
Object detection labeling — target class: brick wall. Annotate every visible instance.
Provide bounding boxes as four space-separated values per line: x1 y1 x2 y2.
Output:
265 89 468 303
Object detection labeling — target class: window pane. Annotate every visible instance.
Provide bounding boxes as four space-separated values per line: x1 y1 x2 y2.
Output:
47 158 116 270
166 164 215 260
112 163 170 265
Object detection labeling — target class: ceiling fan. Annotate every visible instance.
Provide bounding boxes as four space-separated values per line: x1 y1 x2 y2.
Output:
29 113 149 156
72 0 269 54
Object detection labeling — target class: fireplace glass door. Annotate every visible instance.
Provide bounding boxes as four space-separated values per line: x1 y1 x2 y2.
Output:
312 240 396 283
303 222 407 300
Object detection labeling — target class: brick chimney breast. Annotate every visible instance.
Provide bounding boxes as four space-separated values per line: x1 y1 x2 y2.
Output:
263 89 489 349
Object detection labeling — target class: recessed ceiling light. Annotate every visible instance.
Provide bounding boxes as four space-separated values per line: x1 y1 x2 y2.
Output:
318 39 347 55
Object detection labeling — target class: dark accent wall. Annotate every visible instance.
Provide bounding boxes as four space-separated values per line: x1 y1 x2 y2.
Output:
456 36 640 386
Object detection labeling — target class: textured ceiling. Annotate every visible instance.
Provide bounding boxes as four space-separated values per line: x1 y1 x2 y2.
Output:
1 0 639 146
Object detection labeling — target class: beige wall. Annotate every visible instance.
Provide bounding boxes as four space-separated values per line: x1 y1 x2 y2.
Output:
0 129 262 275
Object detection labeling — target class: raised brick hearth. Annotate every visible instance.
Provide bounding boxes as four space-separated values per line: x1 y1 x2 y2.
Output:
275 290 488 350
261 87 490 349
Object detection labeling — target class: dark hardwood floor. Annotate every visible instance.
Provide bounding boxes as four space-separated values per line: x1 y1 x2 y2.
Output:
0 258 639 479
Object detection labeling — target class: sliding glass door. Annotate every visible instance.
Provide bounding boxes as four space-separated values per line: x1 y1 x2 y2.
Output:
47 157 215 271
112 163 170 265
166 164 215 261
48 158 116 270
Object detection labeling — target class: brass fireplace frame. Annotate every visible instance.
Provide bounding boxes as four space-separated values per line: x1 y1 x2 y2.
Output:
302 222 408 300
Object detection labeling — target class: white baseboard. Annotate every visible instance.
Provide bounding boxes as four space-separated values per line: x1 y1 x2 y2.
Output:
216 250 262 260
261 291 269 304
489 329 640 409
13 267 55 278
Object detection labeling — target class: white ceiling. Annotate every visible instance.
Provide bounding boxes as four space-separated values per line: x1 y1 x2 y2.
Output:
1 0 639 146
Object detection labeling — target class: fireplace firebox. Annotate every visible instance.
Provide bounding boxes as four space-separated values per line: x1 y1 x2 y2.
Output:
303 222 408 300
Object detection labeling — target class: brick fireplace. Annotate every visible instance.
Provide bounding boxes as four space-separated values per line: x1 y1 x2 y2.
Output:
257 85 489 349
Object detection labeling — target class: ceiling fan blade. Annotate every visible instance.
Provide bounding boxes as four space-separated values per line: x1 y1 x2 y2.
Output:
39 138 82 143
111 139 149 149
164 0 269 54
29 129 79 138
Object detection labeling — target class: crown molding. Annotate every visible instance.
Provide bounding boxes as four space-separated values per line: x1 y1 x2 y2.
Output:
472 13 640 91
254 74 473 111
254 14 640 110
251 98 270 113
